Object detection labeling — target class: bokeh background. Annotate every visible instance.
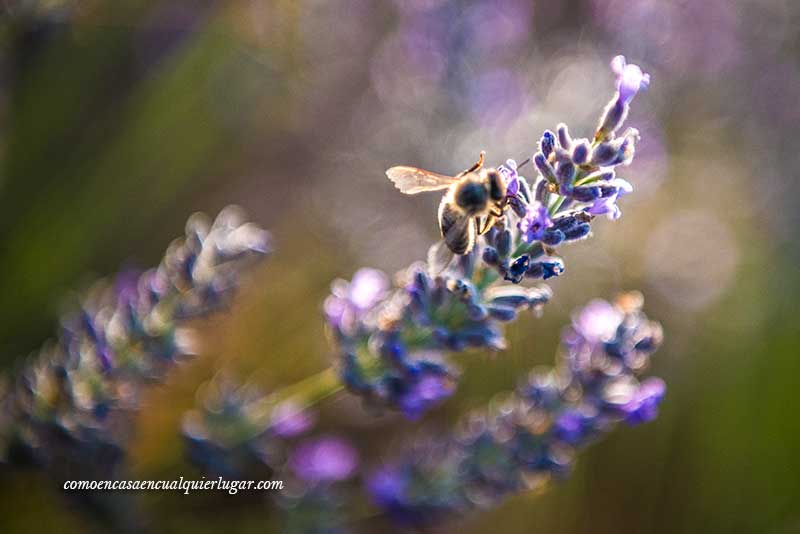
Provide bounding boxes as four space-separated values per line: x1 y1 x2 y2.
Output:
1 0 799 532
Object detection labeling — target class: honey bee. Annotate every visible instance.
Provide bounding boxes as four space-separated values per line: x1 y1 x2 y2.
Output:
386 152 507 255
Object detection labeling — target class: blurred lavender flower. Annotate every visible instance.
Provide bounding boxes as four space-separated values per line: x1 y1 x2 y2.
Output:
569 298 623 344
182 375 311 478
272 401 316 438
289 436 359 484
324 268 389 335
367 294 665 525
182 377 358 533
0 207 270 475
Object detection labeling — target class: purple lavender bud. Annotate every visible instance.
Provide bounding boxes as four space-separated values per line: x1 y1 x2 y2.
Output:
399 372 455 420
611 55 651 105
594 170 616 181
571 299 623 345
461 326 503 348
446 336 467 352
467 303 489 321
542 229 565 246
552 214 579 231
498 257 509 276
526 258 564 280
381 338 407 361
596 98 628 141
534 153 558 184
324 268 389 332
623 378 666 425
563 222 591 241
289 436 359 483
509 195 527 218
540 130 556 157
556 162 576 194
599 185 618 198
556 123 572 150
505 255 530 283
270 401 315 438
368 467 412 522
572 186 601 202
553 147 573 164
572 139 591 164
541 260 564 279
482 246 500 266
496 229 512 257
487 305 518 321
432 327 449 344
487 290 529 309
519 176 534 202
612 129 640 166
554 409 589 445
534 177 549 203
349 268 389 309
591 142 618 167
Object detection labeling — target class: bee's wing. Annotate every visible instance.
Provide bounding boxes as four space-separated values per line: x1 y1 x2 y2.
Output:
385 166 458 194
427 239 455 275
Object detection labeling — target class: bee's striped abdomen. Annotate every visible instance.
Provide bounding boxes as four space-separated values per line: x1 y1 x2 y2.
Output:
438 197 475 255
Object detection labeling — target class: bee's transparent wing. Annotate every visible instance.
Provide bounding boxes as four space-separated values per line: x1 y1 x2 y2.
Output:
385 166 457 194
427 239 455 275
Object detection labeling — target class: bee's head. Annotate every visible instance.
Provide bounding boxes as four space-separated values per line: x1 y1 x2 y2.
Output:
485 168 506 201
454 174 489 214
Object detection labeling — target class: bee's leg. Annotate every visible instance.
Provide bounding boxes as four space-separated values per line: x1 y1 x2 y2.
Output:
489 207 504 218
477 214 497 235
460 151 486 176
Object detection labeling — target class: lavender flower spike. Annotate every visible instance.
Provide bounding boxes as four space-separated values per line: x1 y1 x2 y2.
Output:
368 294 665 525
0 207 270 474
322 54 654 419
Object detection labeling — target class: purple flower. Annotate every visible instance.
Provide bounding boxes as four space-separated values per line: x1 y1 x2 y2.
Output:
517 201 553 243
554 409 591 445
398 371 455 420
324 268 389 331
347 268 389 309
586 177 633 220
289 436 359 483
611 55 650 105
497 159 520 197
270 401 315 438
588 199 617 219
623 377 666 424
571 299 622 344
368 466 408 511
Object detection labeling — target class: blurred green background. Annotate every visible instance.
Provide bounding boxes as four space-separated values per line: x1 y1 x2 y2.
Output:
1 0 799 532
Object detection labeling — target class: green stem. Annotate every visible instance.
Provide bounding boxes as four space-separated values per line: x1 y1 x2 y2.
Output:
474 264 499 291
574 175 597 187
548 195 566 216
273 366 344 407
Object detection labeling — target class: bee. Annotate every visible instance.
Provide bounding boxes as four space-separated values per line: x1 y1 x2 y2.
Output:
386 152 507 255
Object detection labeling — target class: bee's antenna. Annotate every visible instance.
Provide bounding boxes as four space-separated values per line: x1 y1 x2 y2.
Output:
516 157 531 170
